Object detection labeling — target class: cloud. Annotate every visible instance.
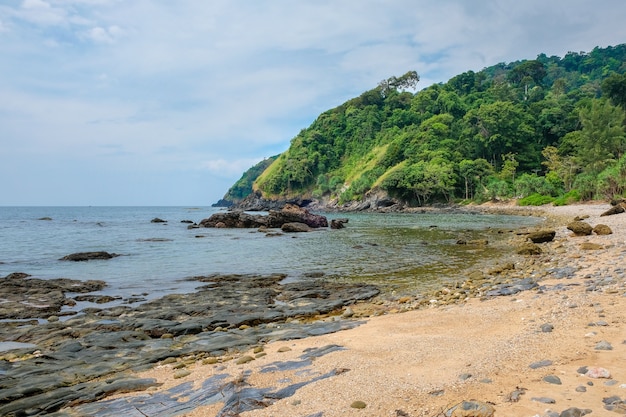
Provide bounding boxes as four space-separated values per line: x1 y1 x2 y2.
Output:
85 25 124 44
1 0 626 205
201 158 266 179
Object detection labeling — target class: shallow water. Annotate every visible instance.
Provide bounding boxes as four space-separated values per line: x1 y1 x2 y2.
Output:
0 206 542 301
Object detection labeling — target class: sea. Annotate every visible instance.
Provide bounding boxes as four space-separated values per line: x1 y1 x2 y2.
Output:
0 206 542 311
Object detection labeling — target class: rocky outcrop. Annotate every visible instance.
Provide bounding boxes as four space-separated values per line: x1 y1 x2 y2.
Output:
0 273 106 319
0 273 378 415
199 204 328 229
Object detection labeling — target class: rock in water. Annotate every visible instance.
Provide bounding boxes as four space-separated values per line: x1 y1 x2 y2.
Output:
59 251 120 261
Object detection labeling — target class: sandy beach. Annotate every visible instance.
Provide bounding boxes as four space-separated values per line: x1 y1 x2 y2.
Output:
115 202 626 417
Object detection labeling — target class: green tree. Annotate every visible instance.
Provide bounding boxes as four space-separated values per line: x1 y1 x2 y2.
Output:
602 72 626 108
575 99 626 174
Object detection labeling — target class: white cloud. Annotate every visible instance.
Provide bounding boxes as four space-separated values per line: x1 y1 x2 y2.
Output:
201 158 265 179
86 25 124 44
18 0 66 25
1 0 626 205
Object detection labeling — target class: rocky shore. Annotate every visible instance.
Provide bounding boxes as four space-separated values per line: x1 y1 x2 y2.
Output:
1 202 625 416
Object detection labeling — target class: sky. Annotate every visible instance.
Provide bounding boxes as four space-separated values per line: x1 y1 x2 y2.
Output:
1 1 625 206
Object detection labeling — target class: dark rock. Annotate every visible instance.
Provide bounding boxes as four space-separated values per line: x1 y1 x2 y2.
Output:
0 273 106 319
541 323 554 333
199 204 328 229
567 221 593 236
59 252 120 261
151 217 167 223
330 218 349 229
601 204 625 216
527 229 556 243
544 375 562 385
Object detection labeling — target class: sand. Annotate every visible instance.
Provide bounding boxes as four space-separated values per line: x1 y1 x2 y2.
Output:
118 202 626 417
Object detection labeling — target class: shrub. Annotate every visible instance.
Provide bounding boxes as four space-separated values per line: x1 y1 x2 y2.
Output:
517 193 555 206
552 189 582 206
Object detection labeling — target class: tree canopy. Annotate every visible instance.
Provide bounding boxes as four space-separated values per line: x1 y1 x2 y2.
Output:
224 44 626 207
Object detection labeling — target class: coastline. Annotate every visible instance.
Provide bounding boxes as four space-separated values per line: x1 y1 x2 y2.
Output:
107 202 626 417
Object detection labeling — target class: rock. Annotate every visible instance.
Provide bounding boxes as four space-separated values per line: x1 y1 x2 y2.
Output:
600 204 625 216
517 243 542 255
593 224 613 235
544 375 562 385
567 221 593 236
595 340 613 350
199 204 328 229
531 397 556 404
541 323 554 333
559 407 592 417
59 251 120 261
527 229 556 243
445 400 495 417
38 217 53 221
350 400 367 409
586 367 611 378
331 218 349 229
151 217 167 223
529 359 553 369
580 242 604 250
281 222 312 233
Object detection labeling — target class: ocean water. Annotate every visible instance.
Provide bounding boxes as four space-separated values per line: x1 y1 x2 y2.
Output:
0 206 542 305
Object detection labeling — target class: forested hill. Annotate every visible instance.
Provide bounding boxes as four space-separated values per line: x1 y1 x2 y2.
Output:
220 44 626 209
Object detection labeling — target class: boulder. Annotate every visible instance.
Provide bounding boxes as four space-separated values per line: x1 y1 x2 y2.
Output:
199 204 328 229
151 218 167 223
59 252 120 261
331 218 349 229
593 224 613 235
567 221 593 236
527 229 556 243
601 203 625 216
267 204 328 228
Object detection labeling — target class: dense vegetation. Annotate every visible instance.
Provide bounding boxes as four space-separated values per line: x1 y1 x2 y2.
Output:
226 44 626 207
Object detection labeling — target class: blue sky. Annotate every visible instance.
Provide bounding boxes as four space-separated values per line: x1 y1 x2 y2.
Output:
1 0 625 206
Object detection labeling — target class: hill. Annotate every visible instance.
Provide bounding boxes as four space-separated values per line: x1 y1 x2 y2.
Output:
221 44 626 210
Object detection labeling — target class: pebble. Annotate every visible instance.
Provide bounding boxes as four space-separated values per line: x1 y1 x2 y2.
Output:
586 367 611 378
541 323 554 332
531 396 556 404
595 340 613 350
544 375 562 385
350 400 367 409
530 359 553 369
